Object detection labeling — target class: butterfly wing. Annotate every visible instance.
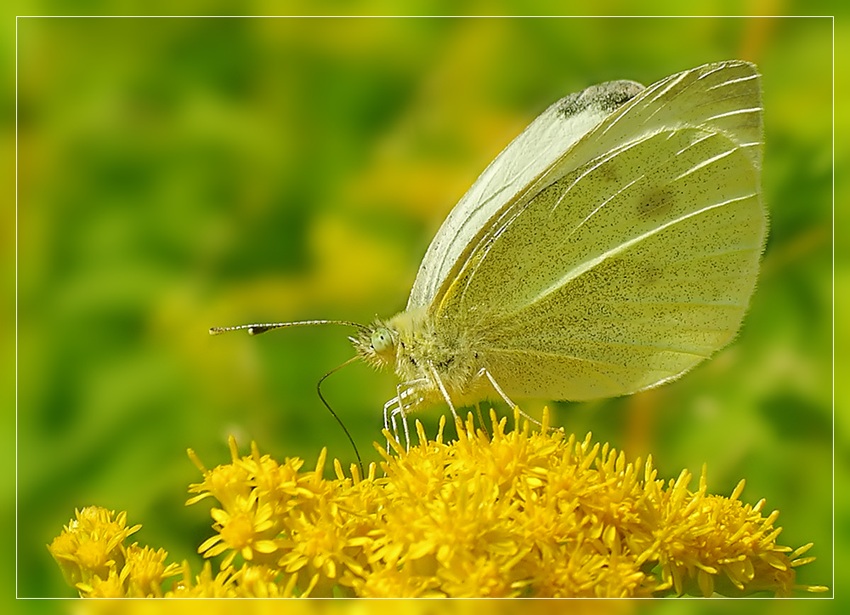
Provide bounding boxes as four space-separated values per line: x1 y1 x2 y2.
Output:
406 78 646 310
432 61 765 401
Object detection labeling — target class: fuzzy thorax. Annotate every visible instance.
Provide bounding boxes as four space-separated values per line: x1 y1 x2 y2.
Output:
351 307 488 409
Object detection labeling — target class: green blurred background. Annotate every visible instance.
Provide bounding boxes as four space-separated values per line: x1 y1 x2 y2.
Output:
8 8 838 602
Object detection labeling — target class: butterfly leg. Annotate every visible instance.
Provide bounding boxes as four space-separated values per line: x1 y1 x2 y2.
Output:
393 387 412 451
387 379 427 451
474 402 490 437
382 395 400 453
479 368 543 429
428 363 460 424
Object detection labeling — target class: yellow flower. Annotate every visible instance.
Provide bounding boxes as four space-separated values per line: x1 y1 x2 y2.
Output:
123 544 182 597
196 489 277 569
47 506 181 598
48 410 829 598
47 507 141 591
167 561 239 597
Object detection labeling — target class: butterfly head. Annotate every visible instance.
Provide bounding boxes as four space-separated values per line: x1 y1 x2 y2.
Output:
351 320 398 370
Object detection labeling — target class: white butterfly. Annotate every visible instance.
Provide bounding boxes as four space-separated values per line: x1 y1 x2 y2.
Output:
214 60 766 449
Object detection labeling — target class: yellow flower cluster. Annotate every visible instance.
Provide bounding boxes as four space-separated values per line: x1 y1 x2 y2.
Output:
48 411 827 597
47 506 181 597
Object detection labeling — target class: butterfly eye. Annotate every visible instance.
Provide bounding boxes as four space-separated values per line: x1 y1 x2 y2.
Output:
371 328 395 354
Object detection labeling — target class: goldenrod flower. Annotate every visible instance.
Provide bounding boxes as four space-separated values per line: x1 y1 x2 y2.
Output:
48 411 828 598
47 506 180 597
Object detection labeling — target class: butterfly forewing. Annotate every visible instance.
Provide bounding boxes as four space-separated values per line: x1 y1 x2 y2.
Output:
406 79 645 310
431 62 765 401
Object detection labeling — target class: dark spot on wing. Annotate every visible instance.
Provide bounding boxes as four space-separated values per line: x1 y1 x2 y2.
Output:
637 262 664 287
596 157 621 184
557 80 645 118
637 187 676 220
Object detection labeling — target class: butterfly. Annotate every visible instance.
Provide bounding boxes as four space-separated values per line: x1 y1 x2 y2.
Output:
213 60 766 455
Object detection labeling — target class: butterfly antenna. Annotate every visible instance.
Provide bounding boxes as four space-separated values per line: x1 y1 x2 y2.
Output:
210 319 369 336
317 356 364 476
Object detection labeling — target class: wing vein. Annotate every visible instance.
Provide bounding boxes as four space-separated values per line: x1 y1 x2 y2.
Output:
525 193 758 308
